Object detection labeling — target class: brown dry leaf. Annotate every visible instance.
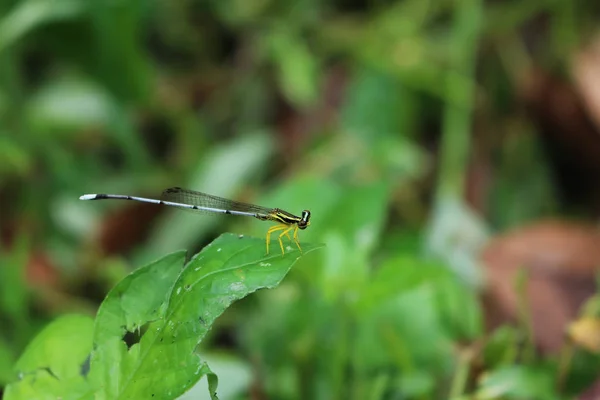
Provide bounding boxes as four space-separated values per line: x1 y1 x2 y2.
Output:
518 65 600 215
27 251 60 288
520 66 600 174
482 220 600 353
98 202 162 255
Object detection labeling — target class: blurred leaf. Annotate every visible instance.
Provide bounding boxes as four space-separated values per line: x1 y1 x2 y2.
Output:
395 371 435 398
489 129 557 229
568 317 600 353
375 135 428 179
427 0 484 290
484 0 559 36
424 195 488 287
354 261 458 375
475 365 562 400
319 182 389 255
239 284 312 377
561 349 600 395
0 0 84 53
315 182 390 299
178 353 252 400
25 77 115 136
380 227 423 257
0 336 16 385
318 231 365 300
482 326 521 368
0 134 31 176
370 0 434 39
360 256 443 310
323 2 477 104
91 234 322 399
0 238 32 388
355 284 454 373
211 0 271 27
0 235 29 332
4 314 94 400
435 274 482 340
360 255 482 340
266 29 320 108
341 67 409 142
87 0 152 102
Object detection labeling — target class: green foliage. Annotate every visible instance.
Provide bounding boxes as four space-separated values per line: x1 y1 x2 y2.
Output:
242 253 483 399
2 0 600 398
4 314 94 399
5 235 322 399
0 236 34 387
475 365 562 400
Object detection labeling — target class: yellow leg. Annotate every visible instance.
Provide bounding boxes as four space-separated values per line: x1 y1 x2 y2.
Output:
265 224 288 255
292 225 303 253
278 226 294 255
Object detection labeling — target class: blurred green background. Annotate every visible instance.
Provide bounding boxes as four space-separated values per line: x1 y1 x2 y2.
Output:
2 0 600 398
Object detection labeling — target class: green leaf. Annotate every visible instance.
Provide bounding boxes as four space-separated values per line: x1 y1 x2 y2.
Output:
0 0 84 54
360 256 482 341
178 353 252 400
211 0 270 26
341 67 409 142
320 182 389 254
267 30 319 108
482 326 521 368
314 181 390 299
89 250 187 398
395 371 435 398
91 234 322 399
87 0 152 102
475 365 562 400
4 314 95 400
0 336 16 386
354 284 454 373
0 235 29 331
0 134 32 176
434 272 482 341
25 77 116 136
489 130 557 229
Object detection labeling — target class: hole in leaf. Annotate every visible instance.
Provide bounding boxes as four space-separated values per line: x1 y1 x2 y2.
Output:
122 322 150 350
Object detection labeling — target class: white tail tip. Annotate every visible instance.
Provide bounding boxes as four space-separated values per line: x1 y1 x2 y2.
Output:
79 194 96 200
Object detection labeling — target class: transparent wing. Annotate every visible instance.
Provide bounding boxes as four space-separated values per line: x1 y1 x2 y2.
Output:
160 187 272 217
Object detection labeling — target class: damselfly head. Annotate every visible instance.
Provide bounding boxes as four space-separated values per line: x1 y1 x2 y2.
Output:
298 210 311 229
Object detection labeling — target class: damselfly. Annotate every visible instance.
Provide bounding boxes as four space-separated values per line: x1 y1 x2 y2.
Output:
79 187 311 255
